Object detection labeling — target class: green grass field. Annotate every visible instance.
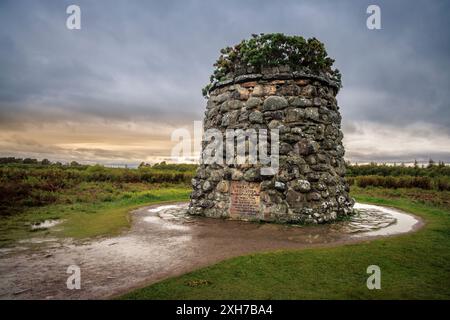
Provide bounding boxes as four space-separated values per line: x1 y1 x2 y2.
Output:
120 187 450 300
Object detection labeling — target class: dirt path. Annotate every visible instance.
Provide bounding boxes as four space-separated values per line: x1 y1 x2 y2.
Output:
0 202 423 300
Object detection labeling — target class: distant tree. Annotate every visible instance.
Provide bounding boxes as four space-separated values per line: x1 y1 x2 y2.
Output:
138 162 147 168
70 161 80 167
23 158 37 164
41 159 51 165
427 158 435 168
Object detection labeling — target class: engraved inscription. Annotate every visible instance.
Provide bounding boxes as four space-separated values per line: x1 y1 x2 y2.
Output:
229 181 261 217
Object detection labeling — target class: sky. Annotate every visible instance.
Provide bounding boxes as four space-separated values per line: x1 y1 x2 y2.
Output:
0 0 449 165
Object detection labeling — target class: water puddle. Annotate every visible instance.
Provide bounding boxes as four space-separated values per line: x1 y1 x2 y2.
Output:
349 203 420 237
30 220 62 230
147 205 181 213
144 204 191 231
146 202 420 238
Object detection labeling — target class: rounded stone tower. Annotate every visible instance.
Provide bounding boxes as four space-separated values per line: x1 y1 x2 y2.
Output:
188 34 354 224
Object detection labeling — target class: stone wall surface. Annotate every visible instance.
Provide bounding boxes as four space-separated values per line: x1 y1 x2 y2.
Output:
188 66 354 224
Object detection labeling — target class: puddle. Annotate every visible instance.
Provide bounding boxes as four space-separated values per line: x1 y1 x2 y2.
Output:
30 220 62 230
350 203 420 237
147 203 420 238
18 237 60 244
147 205 181 213
144 204 191 231
143 216 163 224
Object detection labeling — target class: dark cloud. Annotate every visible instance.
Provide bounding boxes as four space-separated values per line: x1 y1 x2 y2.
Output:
0 0 449 163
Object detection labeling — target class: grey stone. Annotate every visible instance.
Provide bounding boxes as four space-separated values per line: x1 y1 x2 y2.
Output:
216 181 229 193
202 181 213 191
289 97 313 107
249 111 264 124
286 108 305 123
302 85 317 97
292 179 311 193
308 192 321 201
294 139 319 156
243 168 261 182
305 107 320 121
228 99 244 110
231 169 243 180
262 96 288 111
286 189 306 208
274 181 286 191
246 97 262 109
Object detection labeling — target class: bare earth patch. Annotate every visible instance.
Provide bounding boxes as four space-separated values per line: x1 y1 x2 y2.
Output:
0 202 423 300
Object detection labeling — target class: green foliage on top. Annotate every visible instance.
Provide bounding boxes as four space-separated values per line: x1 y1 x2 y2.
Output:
203 33 342 97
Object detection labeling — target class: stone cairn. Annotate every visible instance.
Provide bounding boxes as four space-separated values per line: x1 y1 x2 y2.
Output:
188 41 354 224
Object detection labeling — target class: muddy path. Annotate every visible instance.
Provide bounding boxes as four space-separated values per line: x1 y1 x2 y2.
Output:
0 202 423 300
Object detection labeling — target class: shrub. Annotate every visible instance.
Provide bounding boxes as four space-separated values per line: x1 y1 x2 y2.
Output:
203 33 341 97
355 175 435 190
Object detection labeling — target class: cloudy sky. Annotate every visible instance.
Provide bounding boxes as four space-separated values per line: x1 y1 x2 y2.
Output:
0 0 449 165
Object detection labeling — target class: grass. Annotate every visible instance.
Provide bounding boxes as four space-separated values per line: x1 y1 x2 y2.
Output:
120 187 450 300
0 186 190 246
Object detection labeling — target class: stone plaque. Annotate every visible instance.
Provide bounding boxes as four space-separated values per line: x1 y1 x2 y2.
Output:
229 181 261 218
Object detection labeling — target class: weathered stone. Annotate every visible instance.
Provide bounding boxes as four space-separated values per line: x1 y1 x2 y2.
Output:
245 97 262 109
274 181 286 191
291 179 311 193
253 84 276 97
216 180 229 193
286 108 305 123
304 107 320 121
289 97 313 107
221 113 230 126
277 84 301 96
294 139 319 156
216 92 231 103
241 81 258 88
279 143 293 155
236 86 250 100
286 189 306 208
302 85 317 97
262 96 288 111
308 192 322 201
260 180 274 190
202 181 213 191
313 97 322 106
210 170 224 182
249 111 264 124
243 168 261 182
295 79 309 86
231 169 243 180
263 110 284 120
227 99 244 110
